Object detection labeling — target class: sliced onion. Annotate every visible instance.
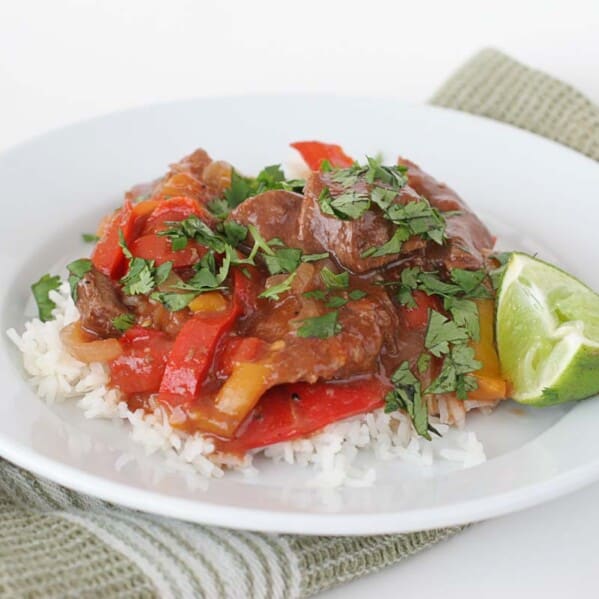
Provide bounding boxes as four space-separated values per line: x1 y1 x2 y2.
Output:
60 321 122 363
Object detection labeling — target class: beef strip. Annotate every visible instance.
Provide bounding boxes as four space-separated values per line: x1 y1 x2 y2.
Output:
298 171 426 273
76 268 130 338
266 292 398 384
398 158 495 270
228 190 306 248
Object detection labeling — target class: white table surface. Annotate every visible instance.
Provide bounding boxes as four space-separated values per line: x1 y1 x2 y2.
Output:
2 1 599 596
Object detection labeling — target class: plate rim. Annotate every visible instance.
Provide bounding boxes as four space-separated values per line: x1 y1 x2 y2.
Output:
2 94 599 534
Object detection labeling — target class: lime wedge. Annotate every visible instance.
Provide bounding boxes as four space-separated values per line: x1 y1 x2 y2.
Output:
496 252 599 405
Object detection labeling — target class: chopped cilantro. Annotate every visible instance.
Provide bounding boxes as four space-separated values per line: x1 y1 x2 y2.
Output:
318 187 370 220
150 291 199 312
384 361 432 439
81 233 99 243
297 311 341 338
303 289 327 301
208 165 304 219
66 258 93 301
424 310 470 357
158 215 228 254
425 344 481 399
325 295 348 308
361 227 410 258
119 231 173 296
444 297 480 341
263 248 302 275
348 289 367 301
320 267 349 289
385 198 446 245
416 352 432 374
451 268 492 298
301 252 329 263
316 156 446 257
31 274 61 321
221 169 253 211
112 313 135 333
259 272 297 301
246 224 275 259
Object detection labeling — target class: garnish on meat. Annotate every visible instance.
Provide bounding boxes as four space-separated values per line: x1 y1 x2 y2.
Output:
34 142 508 455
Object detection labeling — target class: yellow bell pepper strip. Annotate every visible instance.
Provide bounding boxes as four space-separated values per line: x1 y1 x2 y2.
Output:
469 299 507 401
207 361 273 437
188 291 228 313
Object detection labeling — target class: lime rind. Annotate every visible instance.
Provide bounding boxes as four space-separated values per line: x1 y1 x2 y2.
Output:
496 252 599 405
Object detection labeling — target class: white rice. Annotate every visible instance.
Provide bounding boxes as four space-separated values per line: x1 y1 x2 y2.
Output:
7 282 486 487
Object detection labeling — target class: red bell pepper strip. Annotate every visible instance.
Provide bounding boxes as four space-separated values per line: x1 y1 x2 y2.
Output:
91 199 135 279
158 307 239 407
217 336 269 378
130 233 206 267
142 196 212 235
109 326 173 394
231 265 260 316
158 268 251 407
399 290 442 330
290 141 354 171
225 378 387 452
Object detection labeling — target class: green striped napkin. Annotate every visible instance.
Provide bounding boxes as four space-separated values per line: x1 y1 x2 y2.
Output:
2 48 599 598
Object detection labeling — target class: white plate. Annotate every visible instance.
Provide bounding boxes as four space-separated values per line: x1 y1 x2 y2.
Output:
1 96 599 535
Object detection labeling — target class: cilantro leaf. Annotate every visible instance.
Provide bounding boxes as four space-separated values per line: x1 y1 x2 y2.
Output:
121 260 155 295
384 361 431 439
259 272 296 301
255 164 286 190
246 224 275 259
385 198 446 245
222 169 253 210
31 274 61 321
418 272 461 296
318 187 370 220
417 352 431 374
425 344 481 399
395 266 421 308
320 267 349 289
81 233 99 243
451 268 491 299
66 258 93 301
297 311 341 338
151 291 199 312
361 227 410 258
303 289 327 301
325 295 348 308
424 310 469 357
112 313 136 333
348 289 367 301
263 248 302 275
208 165 303 219
119 231 173 296
444 297 480 341
301 252 329 263
159 215 227 254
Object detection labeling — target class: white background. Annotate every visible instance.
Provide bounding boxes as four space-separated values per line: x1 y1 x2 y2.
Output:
2 0 599 597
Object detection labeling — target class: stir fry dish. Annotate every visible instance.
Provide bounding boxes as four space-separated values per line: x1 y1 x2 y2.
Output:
28 140 514 457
